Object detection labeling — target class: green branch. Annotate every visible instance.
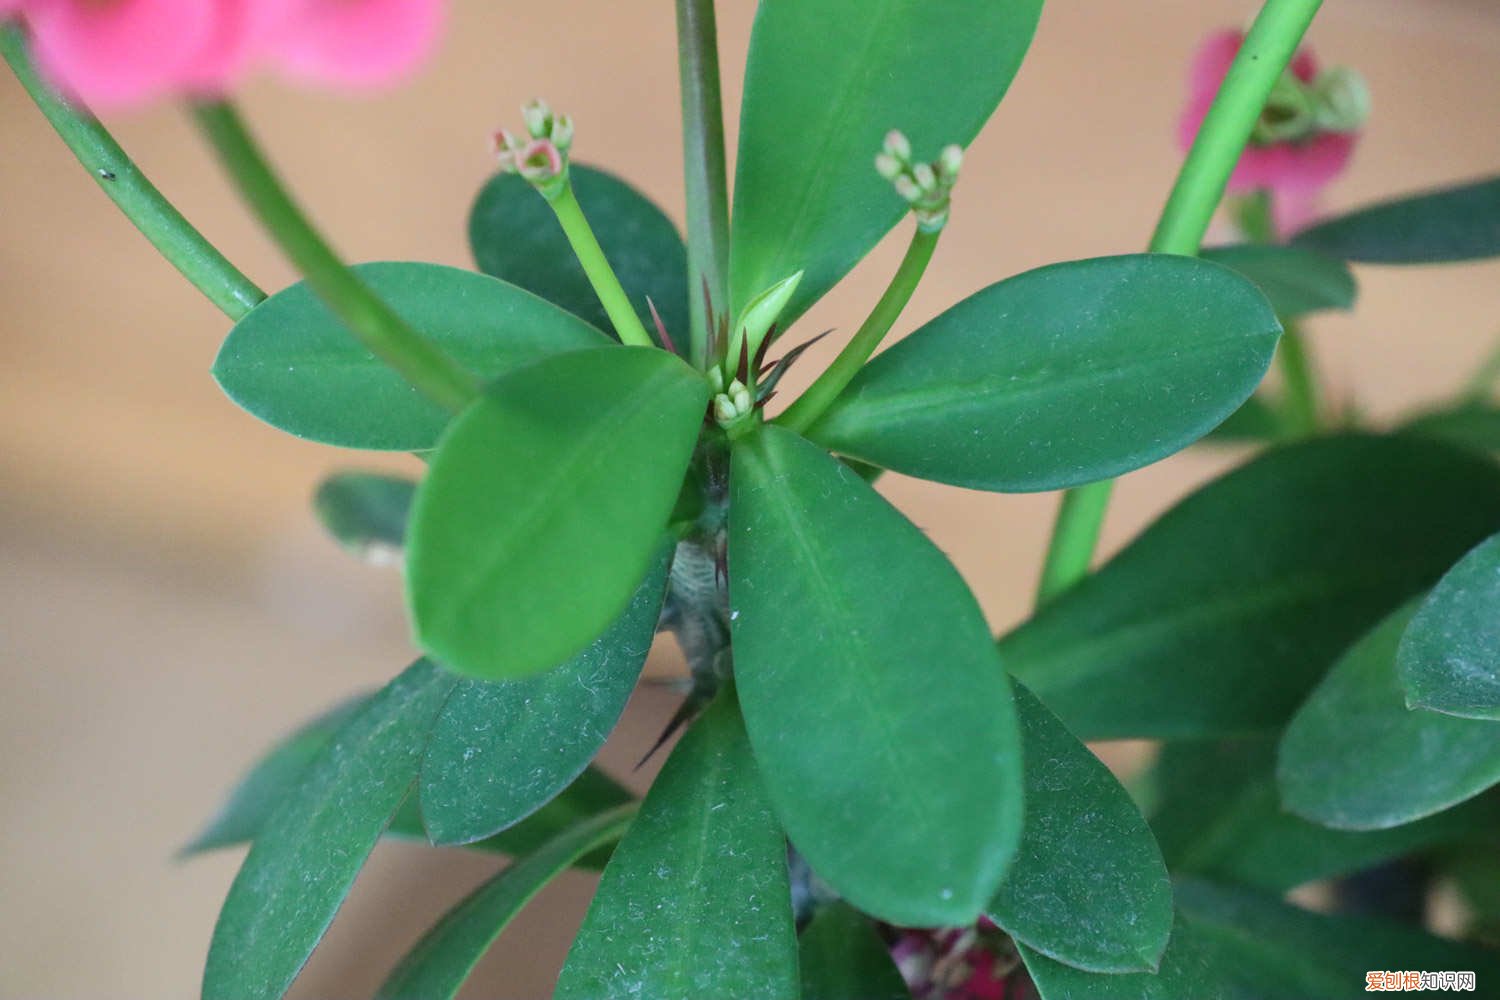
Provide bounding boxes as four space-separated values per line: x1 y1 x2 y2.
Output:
675 0 731 367
2 26 264 321
1035 0 1324 605
193 102 478 412
547 181 656 349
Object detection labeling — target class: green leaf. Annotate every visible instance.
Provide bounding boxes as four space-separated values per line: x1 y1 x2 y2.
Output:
730 0 1043 324
213 262 609 450
374 804 636 1000
1200 243 1356 317
1002 434 1500 739
805 255 1281 492
729 425 1023 926
1279 602 1500 830
184 695 631 868
1401 405 1500 454
407 345 709 680
1399 532 1500 720
313 472 416 563
990 683 1172 973
202 660 459 1000
418 543 670 845
469 165 688 344
1294 174 1500 264
799 902 911 1000
1202 394 1282 445
1022 878 1500 999
554 694 798 1000
1149 739 1500 893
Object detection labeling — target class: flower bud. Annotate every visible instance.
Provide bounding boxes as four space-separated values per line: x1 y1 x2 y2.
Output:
1311 66 1371 133
938 144 964 181
883 129 912 163
874 152 905 181
522 98 553 139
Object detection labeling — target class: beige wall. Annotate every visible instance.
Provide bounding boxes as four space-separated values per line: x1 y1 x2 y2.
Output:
2 1 1498 996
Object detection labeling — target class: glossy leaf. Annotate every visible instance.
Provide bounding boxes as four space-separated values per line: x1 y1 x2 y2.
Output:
730 0 1043 324
1294 175 1500 263
418 543 670 845
1279 603 1500 830
1149 739 1500 893
1200 243 1356 317
989 683 1172 973
1002 435 1500 739
203 660 459 1000
729 425 1023 926
806 255 1281 492
1399 532 1500 719
407 346 709 680
1402 404 1500 454
469 165 688 343
1022 878 1500 999
213 262 608 450
375 804 636 1000
799 902 911 1000
554 694 798 1000
1203 394 1282 444
313 472 416 563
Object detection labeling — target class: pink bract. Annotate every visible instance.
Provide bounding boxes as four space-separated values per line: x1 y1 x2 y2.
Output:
1178 28 1359 235
269 0 445 89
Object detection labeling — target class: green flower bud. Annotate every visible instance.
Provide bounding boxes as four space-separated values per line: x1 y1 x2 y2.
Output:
522 98 553 139
1311 66 1371 133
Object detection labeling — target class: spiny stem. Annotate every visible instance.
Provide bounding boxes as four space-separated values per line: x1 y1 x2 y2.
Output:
675 0 731 368
193 102 478 413
776 227 939 435
1035 0 1324 605
2 26 264 321
547 181 656 348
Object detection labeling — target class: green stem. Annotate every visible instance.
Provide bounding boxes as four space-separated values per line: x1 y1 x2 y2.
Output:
1035 0 1323 604
1277 320 1321 436
675 0 731 367
1461 338 1500 403
776 227 940 435
193 102 477 412
547 181 656 349
2 26 264 321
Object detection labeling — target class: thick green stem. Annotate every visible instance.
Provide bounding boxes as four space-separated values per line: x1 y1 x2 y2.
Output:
547 181 656 348
2 26 264 321
776 228 940 435
1277 320 1321 436
675 0 731 367
193 102 477 412
1035 0 1323 604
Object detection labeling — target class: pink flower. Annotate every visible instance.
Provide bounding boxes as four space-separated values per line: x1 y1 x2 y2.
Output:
5 0 445 110
890 919 1026 1000
1179 29 1366 236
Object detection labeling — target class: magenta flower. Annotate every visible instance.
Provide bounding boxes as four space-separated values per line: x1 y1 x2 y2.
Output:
890 919 1029 1000
5 0 446 110
1179 29 1368 236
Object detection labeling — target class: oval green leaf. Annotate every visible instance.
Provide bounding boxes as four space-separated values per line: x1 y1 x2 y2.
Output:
375 804 636 1000
805 255 1281 492
213 262 609 450
470 165 688 343
1200 243 1356 317
1279 602 1500 831
730 0 1043 324
313 471 416 564
1398 532 1500 719
1293 175 1500 264
729 425 1023 926
406 345 709 680
418 543 670 845
202 660 458 1000
799 902 911 1000
990 683 1172 973
1401 405 1500 455
555 694 798 1000
1002 434 1500 739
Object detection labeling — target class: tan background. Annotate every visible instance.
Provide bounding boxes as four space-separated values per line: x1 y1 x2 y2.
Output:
3 0 1498 996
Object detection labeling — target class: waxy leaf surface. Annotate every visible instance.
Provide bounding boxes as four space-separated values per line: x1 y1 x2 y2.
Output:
1295 175 1500 263
554 695 798 1000
470 165 688 343
807 255 1280 492
731 0 1042 324
1002 435 1500 739
730 425 1023 926
407 346 708 679
213 262 607 450
1398 532 1500 719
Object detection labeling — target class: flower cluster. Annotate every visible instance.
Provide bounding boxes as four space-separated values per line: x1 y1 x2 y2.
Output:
493 99 575 201
4 0 445 110
890 919 1031 1000
875 129 964 233
1180 29 1369 235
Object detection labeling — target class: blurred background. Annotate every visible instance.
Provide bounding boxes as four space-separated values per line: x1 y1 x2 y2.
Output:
2 0 1498 995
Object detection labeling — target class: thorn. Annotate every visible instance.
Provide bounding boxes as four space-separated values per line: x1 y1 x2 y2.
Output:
646 296 679 356
755 329 834 400
753 323 776 372
635 697 701 769
755 391 777 409
736 334 751 385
